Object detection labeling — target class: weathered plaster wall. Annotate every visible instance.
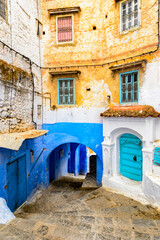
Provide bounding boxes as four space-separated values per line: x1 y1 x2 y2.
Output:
41 0 160 116
139 60 160 112
0 0 43 133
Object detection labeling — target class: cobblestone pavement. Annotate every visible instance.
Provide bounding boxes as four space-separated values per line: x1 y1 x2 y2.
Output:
1 179 160 240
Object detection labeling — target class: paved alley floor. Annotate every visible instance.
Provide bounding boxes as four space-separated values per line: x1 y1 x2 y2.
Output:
1 179 160 240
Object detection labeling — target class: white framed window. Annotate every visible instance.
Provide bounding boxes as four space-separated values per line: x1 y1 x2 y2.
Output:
121 0 139 32
56 15 74 44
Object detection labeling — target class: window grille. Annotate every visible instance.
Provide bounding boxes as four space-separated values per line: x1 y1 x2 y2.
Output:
58 78 74 105
57 16 73 43
0 0 6 20
121 0 139 32
120 71 138 103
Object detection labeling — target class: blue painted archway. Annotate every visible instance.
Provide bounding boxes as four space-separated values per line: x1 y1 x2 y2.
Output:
42 123 103 186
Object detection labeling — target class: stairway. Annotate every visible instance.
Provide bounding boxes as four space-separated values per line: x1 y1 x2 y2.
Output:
1 180 160 240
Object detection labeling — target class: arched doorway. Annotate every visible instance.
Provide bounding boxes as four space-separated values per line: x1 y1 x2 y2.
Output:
48 142 100 187
119 133 143 181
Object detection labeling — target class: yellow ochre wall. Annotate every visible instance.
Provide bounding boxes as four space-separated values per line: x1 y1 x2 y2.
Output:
41 0 160 108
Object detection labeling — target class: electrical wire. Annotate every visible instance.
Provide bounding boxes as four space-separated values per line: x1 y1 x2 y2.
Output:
0 0 159 71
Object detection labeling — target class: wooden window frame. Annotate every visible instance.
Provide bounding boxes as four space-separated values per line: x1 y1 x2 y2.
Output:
120 0 140 34
57 78 75 105
56 14 74 44
119 70 139 104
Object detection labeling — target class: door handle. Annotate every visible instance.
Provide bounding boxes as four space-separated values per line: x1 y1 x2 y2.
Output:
133 156 137 161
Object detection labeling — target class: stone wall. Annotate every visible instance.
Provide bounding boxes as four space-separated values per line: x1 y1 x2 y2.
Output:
0 0 43 133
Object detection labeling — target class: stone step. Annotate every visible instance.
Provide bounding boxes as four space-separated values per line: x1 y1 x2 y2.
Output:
81 173 99 190
0 223 44 240
15 211 160 236
3 218 89 240
1 214 160 240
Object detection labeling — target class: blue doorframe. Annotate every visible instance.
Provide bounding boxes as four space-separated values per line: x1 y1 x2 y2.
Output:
120 133 143 181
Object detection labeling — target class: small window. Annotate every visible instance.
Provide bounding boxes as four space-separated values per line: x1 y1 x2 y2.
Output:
37 105 42 119
120 71 138 103
58 78 74 105
0 0 6 20
57 15 73 43
121 0 139 32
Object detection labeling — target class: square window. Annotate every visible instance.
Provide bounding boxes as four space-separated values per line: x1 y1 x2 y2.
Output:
121 0 139 32
57 15 73 43
120 71 138 103
58 78 75 105
0 0 6 20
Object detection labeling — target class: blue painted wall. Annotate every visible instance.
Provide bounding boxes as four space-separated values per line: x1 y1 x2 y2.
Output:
69 143 79 173
0 136 46 211
79 145 88 175
42 123 103 186
0 122 103 211
49 143 70 181
49 143 88 181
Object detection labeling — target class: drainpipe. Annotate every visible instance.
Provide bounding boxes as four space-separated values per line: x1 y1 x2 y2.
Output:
36 0 44 127
30 61 37 129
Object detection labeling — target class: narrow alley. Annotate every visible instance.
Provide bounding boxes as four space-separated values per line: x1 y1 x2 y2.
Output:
0 178 160 240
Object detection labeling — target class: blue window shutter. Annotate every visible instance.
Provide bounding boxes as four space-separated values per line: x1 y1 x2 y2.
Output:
57 78 75 105
120 70 139 104
154 148 160 166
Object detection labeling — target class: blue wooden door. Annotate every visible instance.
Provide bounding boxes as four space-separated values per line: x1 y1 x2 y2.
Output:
120 134 143 181
7 155 27 212
17 156 27 208
7 160 18 212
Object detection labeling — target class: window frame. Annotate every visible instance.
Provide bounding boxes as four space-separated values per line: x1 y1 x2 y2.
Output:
56 14 74 45
57 78 75 105
120 0 140 34
119 70 139 104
